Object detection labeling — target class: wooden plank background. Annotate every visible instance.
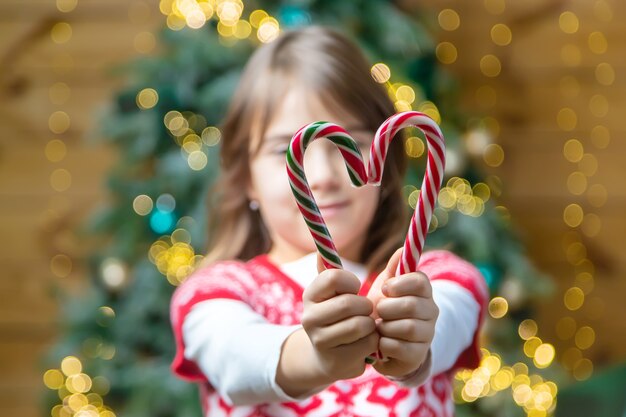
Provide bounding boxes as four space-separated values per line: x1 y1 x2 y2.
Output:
0 0 623 416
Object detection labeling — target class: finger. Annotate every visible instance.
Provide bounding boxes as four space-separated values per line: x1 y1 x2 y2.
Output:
376 318 435 343
304 269 361 303
382 272 432 298
384 247 404 277
335 331 380 359
309 316 376 350
317 252 325 274
376 296 439 321
378 337 429 363
306 294 373 326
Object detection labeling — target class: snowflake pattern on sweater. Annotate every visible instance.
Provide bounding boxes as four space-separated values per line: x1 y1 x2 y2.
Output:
170 251 488 417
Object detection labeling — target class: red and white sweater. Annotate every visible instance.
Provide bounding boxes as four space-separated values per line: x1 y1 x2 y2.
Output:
170 250 488 417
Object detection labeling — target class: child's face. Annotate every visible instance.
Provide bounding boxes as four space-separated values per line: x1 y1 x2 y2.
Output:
248 88 380 264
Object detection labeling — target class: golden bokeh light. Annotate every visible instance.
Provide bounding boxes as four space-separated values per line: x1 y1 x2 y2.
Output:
201 126 221 146
563 139 583 162
581 213 602 237
249 10 268 28
534 343 556 368
557 108 577 131
257 17 280 43
595 62 614 86
46 139 67 162
563 203 583 227
573 358 593 381
479 54 501 77
518 319 538 340
523 337 542 358
371 63 391 83
566 241 587 265
438 9 460 31
589 94 609 117
50 254 72 278
136 88 159 110
49 111 71 134
436 42 458 65
490 23 512 46
566 171 587 195
51 22 73 44
575 326 596 350
472 183 491 202
188 150 208 170
166 14 186 31
132 194 153 216
405 136 425 158
556 316 577 340
396 85 416 104
588 31 608 54
488 296 508 318
56 0 77 13
49 82 71 105
483 143 504 167
44 369 65 389
575 271 595 294
559 11 579 34
50 168 72 192
589 135 604 162
233 20 252 39
564 286 585 311
61 356 82 376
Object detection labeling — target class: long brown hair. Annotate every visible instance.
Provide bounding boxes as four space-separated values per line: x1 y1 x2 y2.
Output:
203 26 408 273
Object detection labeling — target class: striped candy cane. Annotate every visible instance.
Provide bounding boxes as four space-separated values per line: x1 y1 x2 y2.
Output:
369 111 446 275
286 111 445 274
286 121 368 270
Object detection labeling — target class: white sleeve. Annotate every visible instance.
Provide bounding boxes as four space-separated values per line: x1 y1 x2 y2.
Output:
182 299 314 406
393 280 480 387
430 280 481 375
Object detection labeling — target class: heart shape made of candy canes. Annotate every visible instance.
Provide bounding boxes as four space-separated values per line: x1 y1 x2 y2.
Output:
286 111 445 276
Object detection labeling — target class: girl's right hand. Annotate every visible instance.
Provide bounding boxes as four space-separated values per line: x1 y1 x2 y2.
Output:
300 255 379 382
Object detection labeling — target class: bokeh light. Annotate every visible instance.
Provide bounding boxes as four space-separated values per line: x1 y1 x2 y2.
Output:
438 9 460 31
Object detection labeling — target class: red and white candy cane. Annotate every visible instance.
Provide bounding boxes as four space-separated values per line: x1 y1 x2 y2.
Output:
368 111 446 275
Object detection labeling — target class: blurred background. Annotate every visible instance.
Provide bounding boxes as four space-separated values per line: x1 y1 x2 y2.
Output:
1 0 624 416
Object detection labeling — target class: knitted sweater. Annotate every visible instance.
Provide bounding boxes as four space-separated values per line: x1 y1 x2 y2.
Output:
170 250 488 417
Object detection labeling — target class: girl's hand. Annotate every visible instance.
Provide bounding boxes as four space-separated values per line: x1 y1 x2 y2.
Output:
300 255 380 382
367 249 439 379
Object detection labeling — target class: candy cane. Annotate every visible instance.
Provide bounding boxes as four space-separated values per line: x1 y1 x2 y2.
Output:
286 111 445 274
369 111 446 275
286 121 367 270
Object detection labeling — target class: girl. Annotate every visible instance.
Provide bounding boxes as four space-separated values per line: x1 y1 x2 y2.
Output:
170 26 488 417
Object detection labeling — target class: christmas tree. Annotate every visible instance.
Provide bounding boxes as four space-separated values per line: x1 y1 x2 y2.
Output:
43 1 560 416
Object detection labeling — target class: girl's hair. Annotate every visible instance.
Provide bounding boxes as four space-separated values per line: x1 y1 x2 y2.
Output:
204 26 408 273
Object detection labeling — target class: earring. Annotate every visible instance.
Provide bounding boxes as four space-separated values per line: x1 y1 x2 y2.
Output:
249 199 260 211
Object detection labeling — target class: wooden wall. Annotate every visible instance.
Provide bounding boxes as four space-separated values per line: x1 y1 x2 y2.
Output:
0 0 623 416
0 1 161 416
415 0 626 368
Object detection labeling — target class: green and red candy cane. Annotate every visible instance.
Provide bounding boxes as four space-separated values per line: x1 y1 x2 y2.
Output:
286 111 446 274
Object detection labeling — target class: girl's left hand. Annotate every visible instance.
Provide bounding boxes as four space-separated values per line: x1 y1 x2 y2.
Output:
366 249 439 379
